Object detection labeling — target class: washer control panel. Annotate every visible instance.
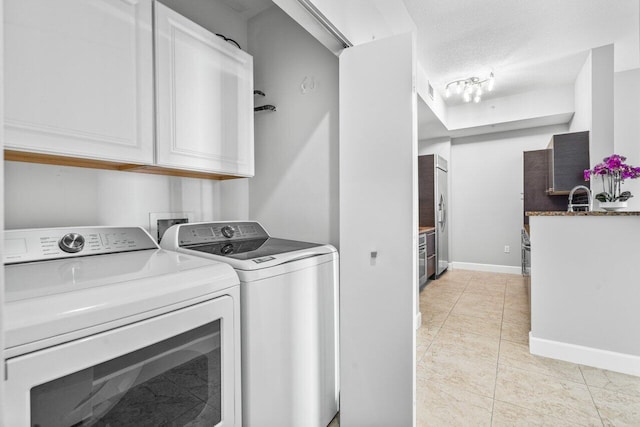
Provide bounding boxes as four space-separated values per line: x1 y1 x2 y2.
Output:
177 221 269 246
4 227 159 264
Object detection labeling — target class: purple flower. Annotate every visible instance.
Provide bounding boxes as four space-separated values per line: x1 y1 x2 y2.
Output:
605 154 625 170
593 163 607 175
587 153 639 200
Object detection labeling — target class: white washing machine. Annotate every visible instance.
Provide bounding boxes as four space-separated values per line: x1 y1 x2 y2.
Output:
3 226 242 426
160 221 339 427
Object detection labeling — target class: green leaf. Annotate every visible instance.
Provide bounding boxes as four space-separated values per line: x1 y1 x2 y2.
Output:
595 192 610 202
618 191 634 201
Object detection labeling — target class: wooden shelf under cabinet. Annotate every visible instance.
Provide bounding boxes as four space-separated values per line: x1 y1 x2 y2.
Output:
4 150 244 180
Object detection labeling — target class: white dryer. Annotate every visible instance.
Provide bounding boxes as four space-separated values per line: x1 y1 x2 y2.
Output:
3 226 241 426
161 221 339 427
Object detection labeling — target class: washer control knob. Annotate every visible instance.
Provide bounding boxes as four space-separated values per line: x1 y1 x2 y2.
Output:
59 233 85 253
221 226 235 238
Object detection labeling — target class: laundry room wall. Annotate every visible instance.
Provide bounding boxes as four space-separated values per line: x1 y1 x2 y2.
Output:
4 162 234 230
247 6 340 248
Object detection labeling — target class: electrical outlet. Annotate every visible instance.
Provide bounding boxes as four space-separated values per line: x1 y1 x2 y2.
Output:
149 212 194 243
504 245 510 253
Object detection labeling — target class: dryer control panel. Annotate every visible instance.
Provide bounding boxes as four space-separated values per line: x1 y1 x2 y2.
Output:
4 227 159 264
176 222 269 246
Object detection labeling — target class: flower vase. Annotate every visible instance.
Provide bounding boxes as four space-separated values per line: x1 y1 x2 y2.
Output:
599 201 628 211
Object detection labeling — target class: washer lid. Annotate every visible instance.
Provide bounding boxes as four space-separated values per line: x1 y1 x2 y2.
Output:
5 248 225 302
186 237 321 260
180 242 336 271
160 221 337 270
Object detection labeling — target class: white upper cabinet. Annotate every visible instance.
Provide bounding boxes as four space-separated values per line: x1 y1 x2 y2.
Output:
154 2 254 177
4 0 154 164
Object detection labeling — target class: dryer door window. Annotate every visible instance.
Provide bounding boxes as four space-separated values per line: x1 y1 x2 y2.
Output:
30 321 222 426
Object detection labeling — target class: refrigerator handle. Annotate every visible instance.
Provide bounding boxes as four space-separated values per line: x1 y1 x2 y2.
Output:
438 194 446 230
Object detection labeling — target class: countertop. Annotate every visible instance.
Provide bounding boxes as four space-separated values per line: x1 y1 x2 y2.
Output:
527 211 640 216
419 226 436 234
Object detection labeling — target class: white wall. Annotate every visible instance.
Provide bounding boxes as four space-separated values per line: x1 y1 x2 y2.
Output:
450 125 568 271
339 33 417 426
447 85 574 132
571 45 616 172
247 7 339 247
417 63 447 126
570 52 592 133
418 136 451 159
590 45 615 164
4 162 236 230
530 215 640 376
614 68 640 210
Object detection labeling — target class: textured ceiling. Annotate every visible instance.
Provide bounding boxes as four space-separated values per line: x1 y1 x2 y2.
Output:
217 0 272 18
224 0 639 105
403 0 640 105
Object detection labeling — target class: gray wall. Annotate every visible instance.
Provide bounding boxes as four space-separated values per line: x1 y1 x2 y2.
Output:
247 7 339 247
450 125 568 270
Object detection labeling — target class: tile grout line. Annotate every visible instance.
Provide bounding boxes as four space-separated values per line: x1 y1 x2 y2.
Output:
416 273 470 420
416 276 469 360
491 397 592 426
490 282 507 426
497 363 592 387
417 272 506 425
580 366 606 427
417 277 470 361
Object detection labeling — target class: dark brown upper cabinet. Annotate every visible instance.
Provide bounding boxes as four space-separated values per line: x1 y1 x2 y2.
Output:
523 149 568 224
546 131 590 195
418 155 436 227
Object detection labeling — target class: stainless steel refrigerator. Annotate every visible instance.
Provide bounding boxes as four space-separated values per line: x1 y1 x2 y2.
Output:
418 154 449 278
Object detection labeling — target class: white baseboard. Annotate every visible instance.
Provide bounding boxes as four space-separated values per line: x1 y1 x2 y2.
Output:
415 311 422 330
450 262 521 275
530 333 640 377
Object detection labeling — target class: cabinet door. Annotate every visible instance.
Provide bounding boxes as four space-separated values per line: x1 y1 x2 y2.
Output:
154 2 254 177
547 131 590 193
523 150 567 224
4 0 154 164
418 155 435 227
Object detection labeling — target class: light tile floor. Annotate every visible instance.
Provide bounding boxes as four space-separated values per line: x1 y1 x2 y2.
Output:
416 269 640 426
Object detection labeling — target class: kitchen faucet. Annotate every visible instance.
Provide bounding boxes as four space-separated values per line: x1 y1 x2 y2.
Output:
567 185 592 212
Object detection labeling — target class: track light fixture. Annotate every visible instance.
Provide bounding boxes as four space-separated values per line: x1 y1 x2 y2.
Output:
445 72 495 103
